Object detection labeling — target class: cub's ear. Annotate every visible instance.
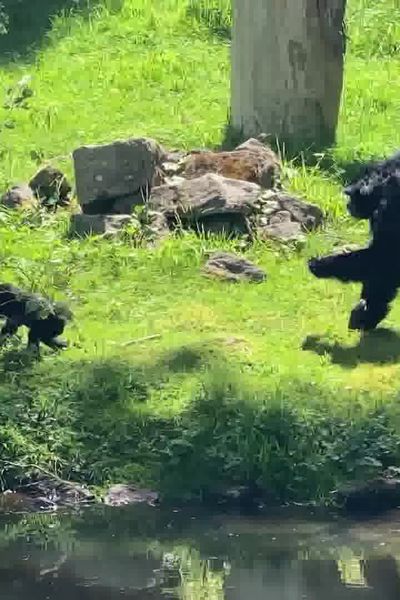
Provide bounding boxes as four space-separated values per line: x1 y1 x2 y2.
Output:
53 301 73 322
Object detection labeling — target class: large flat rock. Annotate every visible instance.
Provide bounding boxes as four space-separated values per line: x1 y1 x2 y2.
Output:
148 172 261 222
72 137 165 211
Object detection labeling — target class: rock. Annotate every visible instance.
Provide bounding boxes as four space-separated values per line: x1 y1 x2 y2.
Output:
29 166 72 207
0 183 38 210
9 476 95 512
0 490 36 513
32 478 95 509
73 137 166 213
149 173 261 221
336 475 400 514
182 137 280 189
204 485 266 510
112 191 145 215
235 137 273 155
191 213 252 238
148 173 261 238
256 132 271 144
54 480 95 506
162 161 185 177
69 213 133 237
259 221 305 243
257 191 323 242
164 175 186 186
104 484 159 507
146 210 170 240
203 251 266 283
161 150 188 176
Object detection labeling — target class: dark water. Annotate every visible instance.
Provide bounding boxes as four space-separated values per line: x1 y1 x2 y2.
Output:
1 505 400 599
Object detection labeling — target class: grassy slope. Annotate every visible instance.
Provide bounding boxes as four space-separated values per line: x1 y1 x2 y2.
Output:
1 0 400 502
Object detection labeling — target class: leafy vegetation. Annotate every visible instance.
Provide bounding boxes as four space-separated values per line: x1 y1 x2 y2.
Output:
0 0 400 504
0 3 7 36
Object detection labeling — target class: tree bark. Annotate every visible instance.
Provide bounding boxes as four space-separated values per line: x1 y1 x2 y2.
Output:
231 0 347 153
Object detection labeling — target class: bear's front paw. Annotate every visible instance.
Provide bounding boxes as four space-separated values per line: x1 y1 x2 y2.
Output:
348 300 368 331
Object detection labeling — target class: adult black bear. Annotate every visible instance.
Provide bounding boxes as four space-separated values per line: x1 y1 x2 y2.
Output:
308 151 400 331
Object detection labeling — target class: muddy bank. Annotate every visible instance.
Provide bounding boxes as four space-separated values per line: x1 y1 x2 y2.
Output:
3 469 400 518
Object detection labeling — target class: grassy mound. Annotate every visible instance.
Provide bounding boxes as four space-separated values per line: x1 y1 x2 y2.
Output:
1 0 400 503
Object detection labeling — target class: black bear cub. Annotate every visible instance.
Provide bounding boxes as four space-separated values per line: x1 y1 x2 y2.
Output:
0 283 72 355
308 151 400 331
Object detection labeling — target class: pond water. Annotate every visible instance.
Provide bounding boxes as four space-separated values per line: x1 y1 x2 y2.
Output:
1 505 400 599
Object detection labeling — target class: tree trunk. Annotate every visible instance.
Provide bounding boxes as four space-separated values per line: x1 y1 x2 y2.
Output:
231 0 347 153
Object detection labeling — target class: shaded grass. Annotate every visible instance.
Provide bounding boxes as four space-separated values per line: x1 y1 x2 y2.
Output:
0 0 104 62
2 348 400 503
0 0 399 503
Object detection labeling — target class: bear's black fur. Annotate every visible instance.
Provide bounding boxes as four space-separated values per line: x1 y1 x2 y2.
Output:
0 283 72 355
308 151 400 331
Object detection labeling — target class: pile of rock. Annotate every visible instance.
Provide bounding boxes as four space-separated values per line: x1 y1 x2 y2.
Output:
69 134 324 243
1 134 324 244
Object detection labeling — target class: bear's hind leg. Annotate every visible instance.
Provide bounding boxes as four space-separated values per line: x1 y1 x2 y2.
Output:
349 281 398 331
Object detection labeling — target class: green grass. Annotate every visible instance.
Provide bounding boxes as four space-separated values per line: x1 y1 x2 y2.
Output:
1 0 400 504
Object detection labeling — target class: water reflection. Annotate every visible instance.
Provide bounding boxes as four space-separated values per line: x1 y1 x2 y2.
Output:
1 507 400 599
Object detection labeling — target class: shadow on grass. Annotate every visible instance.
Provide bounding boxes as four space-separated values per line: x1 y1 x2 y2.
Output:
0 0 104 63
219 121 343 173
67 360 400 503
2 340 400 505
0 339 40 377
302 328 400 368
185 2 231 41
0 338 212 378
159 344 208 373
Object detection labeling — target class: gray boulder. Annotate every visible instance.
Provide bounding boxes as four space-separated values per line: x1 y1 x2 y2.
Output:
146 210 170 240
1 183 38 210
2 476 96 512
72 137 166 213
259 220 305 242
257 190 323 242
149 173 261 221
104 484 159 507
148 173 260 238
203 251 266 283
69 213 133 238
